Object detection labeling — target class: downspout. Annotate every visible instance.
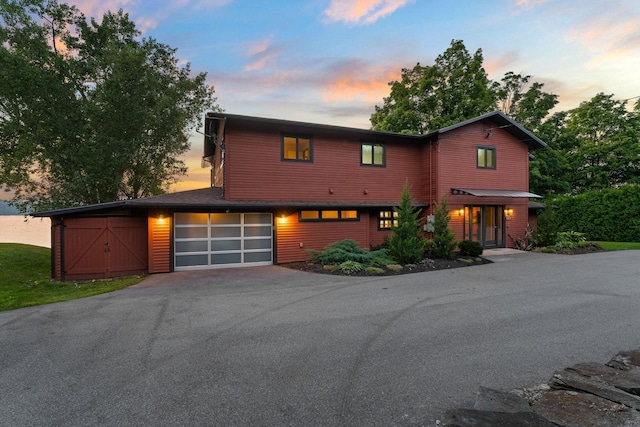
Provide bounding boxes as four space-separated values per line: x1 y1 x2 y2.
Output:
50 219 56 279
60 218 66 282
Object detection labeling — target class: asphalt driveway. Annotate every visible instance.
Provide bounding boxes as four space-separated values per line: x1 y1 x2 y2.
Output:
1 250 639 426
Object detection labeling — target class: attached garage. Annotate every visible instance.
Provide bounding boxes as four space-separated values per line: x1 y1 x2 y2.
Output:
173 212 273 270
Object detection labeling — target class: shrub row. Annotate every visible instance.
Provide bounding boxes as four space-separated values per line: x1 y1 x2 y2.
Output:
548 185 640 242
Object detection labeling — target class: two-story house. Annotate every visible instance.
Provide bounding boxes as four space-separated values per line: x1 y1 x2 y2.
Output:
34 110 545 281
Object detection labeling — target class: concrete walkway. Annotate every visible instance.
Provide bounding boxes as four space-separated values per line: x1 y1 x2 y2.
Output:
1 250 639 426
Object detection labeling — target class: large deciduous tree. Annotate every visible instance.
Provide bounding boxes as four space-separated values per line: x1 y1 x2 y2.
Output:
0 0 219 211
562 93 640 191
496 71 558 133
370 40 557 138
370 40 498 134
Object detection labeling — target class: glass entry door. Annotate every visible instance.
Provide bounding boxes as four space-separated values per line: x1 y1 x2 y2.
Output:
464 205 504 248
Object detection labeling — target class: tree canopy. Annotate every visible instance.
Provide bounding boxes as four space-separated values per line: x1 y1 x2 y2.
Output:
0 0 219 211
370 39 640 197
370 40 558 135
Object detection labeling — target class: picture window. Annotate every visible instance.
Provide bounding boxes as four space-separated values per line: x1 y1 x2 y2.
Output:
282 135 312 162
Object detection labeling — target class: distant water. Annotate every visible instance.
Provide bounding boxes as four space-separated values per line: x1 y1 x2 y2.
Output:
0 216 51 248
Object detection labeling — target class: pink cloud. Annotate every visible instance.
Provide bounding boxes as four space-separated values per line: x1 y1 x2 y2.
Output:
243 38 286 72
321 59 401 102
484 51 520 76
323 0 414 24
566 6 640 67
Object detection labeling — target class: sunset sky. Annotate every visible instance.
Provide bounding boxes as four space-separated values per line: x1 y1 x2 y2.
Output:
14 0 640 193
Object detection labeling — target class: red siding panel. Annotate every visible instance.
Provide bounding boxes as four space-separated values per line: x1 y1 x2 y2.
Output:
276 212 369 263
225 128 426 204
435 122 530 200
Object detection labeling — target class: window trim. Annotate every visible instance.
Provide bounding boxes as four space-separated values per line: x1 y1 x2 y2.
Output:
282 134 313 162
476 145 496 169
378 210 398 230
361 142 386 167
298 210 360 222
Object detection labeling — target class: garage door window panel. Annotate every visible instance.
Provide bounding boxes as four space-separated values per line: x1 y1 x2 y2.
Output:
211 253 242 265
176 254 208 267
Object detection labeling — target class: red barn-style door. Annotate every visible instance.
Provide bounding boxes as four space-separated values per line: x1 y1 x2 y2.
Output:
61 217 147 281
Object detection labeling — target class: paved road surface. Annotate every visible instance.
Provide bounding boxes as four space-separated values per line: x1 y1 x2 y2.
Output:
1 251 639 426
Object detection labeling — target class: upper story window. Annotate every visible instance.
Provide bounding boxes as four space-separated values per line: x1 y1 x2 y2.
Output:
477 146 496 169
378 210 398 229
282 135 312 162
361 143 385 166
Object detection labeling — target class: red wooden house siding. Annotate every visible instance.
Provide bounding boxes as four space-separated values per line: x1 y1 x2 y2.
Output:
276 211 370 263
35 111 545 280
224 127 426 203
434 122 532 247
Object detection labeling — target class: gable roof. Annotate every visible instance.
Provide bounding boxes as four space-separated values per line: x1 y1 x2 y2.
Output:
433 111 547 150
207 110 547 150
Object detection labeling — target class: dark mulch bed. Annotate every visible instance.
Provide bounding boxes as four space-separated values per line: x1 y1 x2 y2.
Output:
282 255 492 277
534 242 605 255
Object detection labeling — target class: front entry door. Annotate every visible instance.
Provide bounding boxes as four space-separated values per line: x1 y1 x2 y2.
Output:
465 205 504 248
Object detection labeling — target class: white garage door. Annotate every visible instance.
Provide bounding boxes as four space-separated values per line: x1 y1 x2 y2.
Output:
174 213 273 270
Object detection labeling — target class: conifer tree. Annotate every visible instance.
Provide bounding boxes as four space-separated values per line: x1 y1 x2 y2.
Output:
387 183 427 264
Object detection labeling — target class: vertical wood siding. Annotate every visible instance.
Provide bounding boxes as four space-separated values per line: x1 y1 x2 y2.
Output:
148 216 171 273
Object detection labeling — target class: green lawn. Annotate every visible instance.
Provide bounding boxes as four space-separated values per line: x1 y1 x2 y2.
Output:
0 243 145 311
592 241 640 251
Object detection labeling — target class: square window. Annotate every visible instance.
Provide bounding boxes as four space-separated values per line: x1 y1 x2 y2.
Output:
362 143 385 166
379 210 398 229
283 135 313 162
477 146 496 169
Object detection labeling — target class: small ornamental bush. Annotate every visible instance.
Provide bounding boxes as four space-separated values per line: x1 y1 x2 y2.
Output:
308 239 387 265
386 264 403 272
365 266 384 275
337 260 364 275
458 240 483 257
554 231 586 251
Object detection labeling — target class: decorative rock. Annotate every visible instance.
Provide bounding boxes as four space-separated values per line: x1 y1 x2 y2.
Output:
550 368 640 410
532 390 640 427
474 386 531 413
445 408 557 427
607 350 640 372
567 362 640 396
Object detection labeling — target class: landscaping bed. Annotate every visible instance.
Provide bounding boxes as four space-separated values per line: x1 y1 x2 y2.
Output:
283 255 492 276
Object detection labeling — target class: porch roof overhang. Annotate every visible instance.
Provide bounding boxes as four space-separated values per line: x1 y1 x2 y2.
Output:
451 188 542 198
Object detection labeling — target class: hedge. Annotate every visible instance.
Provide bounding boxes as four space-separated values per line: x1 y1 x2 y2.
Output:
548 185 640 242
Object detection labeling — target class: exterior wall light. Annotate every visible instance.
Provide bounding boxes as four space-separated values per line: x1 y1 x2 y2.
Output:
505 208 514 216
